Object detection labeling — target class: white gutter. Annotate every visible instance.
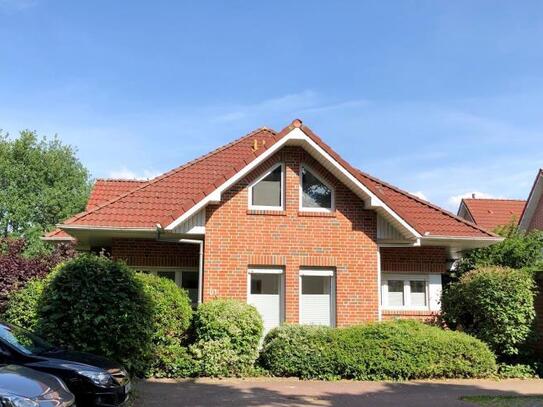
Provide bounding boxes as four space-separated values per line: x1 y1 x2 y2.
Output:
179 238 204 305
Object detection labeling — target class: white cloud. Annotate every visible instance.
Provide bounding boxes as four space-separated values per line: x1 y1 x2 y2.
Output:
447 191 498 209
108 167 160 180
410 191 428 201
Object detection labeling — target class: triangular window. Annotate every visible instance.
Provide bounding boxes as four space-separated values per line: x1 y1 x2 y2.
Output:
249 164 283 209
300 166 334 211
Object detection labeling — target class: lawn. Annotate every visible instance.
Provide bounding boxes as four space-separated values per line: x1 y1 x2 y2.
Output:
462 396 543 407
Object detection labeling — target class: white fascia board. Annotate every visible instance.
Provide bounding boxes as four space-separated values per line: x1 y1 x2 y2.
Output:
164 128 421 239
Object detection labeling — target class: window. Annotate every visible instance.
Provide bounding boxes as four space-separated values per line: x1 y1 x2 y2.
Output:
249 163 283 210
299 269 335 326
300 165 334 211
301 276 331 295
250 273 280 295
381 274 429 310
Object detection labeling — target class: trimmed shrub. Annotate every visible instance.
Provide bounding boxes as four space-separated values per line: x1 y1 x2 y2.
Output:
3 259 194 377
148 343 198 378
36 255 154 374
441 266 536 358
135 272 192 345
260 320 496 380
258 324 338 379
190 299 263 376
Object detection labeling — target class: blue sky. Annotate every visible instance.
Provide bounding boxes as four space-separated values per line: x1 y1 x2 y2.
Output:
1 1 543 211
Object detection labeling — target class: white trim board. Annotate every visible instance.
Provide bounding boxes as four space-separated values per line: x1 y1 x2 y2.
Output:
164 127 421 240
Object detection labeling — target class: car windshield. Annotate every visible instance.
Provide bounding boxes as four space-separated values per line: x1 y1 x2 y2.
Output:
0 323 55 355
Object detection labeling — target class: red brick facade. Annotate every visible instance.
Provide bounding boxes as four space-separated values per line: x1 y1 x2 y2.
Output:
107 147 449 326
112 238 199 268
381 246 447 273
204 147 379 326
528 193 543 231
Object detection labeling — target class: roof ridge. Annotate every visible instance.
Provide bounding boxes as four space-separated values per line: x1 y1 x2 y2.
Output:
94 178 148 183
64 127 275 226
355 169 497 237
463 198 526 202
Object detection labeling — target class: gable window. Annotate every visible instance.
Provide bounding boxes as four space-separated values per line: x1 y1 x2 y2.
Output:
248 163 284 210
300 165 334 211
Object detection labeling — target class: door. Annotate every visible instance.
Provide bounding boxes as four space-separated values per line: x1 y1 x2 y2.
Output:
247 269 283 335
299 269 335 326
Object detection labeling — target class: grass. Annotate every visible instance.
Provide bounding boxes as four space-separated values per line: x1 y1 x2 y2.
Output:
461 395 543 407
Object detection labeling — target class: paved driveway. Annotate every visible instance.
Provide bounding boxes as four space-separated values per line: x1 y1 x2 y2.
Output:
134 378 543 406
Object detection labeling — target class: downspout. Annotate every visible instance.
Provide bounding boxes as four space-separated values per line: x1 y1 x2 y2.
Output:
179 239 204 305
155 224 204 305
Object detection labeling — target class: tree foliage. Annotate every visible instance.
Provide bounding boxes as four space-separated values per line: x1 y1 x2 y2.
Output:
0 130 91 253
0 238 75 312
454 223 543 277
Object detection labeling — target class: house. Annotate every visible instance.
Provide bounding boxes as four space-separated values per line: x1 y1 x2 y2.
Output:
45 119 501 332
457 196 526 231
519 169 543 232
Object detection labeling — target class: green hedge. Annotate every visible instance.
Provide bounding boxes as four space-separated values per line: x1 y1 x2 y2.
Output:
3 255 194 377
260 321 497 380
190 299 263 377
441 266 536 358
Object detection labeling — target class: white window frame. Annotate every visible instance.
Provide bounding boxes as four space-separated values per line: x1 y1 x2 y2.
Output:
247 267 285 326
248 162 284 211
381 273 432 311
299 268 336 327
299 164 335 212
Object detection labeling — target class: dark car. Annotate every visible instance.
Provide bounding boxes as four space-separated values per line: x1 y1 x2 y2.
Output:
0 364 75 407
0 323 130 407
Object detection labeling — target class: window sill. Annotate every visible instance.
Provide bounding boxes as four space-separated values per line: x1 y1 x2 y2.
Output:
246 209 286 216
382 309 437 315
298 211 336 218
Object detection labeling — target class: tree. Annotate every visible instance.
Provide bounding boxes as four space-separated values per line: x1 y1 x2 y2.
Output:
454 222 543 277
0 130 91 253
0 237 75 312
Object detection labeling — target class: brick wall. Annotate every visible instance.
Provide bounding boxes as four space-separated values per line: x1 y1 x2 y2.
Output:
111 238 199 268
529 194 543 231
380 246 447 273
204 146 379 326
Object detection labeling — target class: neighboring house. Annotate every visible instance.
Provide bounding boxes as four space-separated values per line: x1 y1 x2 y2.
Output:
457 196 526 231
45 120 501 332
519 169 543 231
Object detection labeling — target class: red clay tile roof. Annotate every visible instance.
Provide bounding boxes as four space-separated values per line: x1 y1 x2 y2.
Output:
44 228 75 240
59 120 496 238
86 179 147 210
462 198 526 230
355 171 496 238
62 127 278 228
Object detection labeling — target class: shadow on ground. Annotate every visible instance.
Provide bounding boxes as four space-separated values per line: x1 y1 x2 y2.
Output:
134 378 543 407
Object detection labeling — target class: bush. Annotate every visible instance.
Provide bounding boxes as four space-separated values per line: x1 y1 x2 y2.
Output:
190 299 263 376
257 325 338 379
135 272 192 345
147 343 198 378
498 363 540 379
35 255 154 374
3 278 46 331
441 266 536 358
0 238 75 312
3 258 194 377
260 320 496 380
